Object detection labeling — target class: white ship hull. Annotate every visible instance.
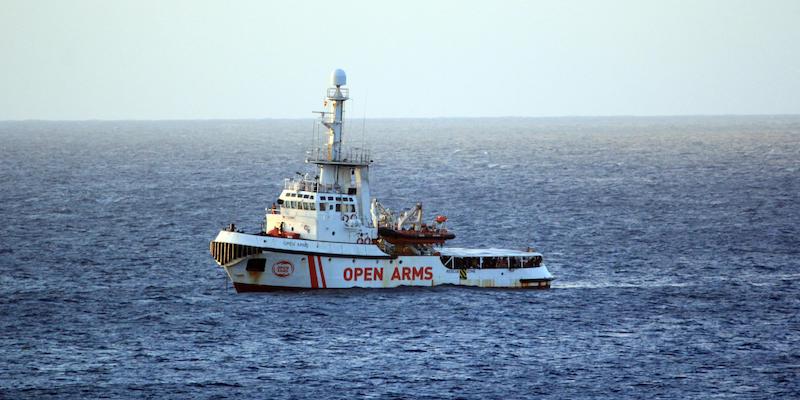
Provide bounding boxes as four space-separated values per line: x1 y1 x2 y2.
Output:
211 231 554 291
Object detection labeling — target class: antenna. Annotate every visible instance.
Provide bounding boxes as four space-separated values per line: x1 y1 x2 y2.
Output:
361 89 368 149
310 117 317 160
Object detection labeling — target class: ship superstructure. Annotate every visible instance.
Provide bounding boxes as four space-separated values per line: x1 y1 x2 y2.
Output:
210 70 554 291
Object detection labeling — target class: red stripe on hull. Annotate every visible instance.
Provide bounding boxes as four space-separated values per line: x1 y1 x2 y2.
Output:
308 255 318 288
232 282 552 292
233 282 313 292
317 256 327 288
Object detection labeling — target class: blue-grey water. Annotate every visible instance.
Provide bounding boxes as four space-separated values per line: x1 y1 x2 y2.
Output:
1 117 799 399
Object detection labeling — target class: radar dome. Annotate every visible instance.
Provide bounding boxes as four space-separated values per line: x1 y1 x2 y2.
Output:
330 69 347 87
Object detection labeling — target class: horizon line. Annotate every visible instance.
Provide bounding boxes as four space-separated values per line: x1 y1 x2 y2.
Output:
1 113 799 123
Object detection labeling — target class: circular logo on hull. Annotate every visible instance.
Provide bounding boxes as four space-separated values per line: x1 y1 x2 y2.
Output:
272 260 294 277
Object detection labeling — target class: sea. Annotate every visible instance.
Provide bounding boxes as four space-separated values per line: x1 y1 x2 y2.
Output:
0 116 798 399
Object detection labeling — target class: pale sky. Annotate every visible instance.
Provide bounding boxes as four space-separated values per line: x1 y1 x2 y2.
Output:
1 0 798 120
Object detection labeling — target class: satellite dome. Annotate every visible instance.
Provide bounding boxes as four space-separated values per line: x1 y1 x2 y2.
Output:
330 69 347 87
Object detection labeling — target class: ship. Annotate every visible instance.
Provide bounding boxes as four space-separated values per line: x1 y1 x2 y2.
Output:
210 69 554 291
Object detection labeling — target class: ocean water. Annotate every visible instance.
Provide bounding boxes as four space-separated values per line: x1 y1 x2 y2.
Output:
1 116 798 399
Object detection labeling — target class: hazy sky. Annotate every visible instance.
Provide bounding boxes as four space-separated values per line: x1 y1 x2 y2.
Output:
1 0 798 119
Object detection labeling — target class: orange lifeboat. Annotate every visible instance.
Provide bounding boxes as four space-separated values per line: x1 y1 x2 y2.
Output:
378 227 455 245
266 227 301 239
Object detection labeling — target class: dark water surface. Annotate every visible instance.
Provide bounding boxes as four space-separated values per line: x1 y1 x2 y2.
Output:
1 117 799 399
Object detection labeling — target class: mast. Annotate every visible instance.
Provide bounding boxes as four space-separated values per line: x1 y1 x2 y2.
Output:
306 69 374 231
318 69 349 185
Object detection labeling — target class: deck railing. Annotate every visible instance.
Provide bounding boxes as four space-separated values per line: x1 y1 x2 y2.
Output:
283 178 343 194
305 146 371 165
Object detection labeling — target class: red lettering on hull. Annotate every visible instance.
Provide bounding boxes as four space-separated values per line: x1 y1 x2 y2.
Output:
343 266 433 281
390 266 433 281
343 267 387 281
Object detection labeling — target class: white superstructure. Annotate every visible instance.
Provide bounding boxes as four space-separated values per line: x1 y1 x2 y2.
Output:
210 70 554 291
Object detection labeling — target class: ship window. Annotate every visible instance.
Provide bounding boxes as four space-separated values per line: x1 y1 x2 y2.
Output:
456 257 479 269
327 196 333 200
302 202 310 210
335 204 341 212
246 258 266 272
310 203 316 211
349 205 356 212
302 194 309 198
335 197 342 201
320 202 327 211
